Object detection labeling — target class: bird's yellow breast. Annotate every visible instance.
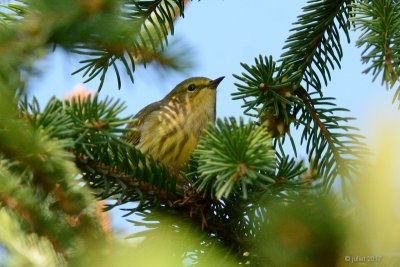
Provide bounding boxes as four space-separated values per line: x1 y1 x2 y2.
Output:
137 91 216 171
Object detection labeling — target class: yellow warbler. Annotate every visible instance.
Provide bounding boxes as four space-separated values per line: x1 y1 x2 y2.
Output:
123 76 224 171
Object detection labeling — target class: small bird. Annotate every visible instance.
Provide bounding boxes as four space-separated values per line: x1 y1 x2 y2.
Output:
123 76 224 171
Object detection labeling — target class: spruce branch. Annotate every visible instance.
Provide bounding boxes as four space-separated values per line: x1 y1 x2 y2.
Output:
0 159 67 253
124 0 187 51
232 56 297 140
0 1 26 24
232 55 302 161
273 154 308 188
0 209 66 267
232 56 294 116
294 86 368 191
19 96 75 142
281 0 353 94
20 95 178 212
63 95 179 208
192 117 276 200
0 100 91 218
352 0 400 108
15 94 316 260
0 92 105 258
233 56 366 192
71 0 190 90
0 0 190 91
0 0 121 89
232 0 370 192
124 209 240 266
166 156 309 257
74 142 179 212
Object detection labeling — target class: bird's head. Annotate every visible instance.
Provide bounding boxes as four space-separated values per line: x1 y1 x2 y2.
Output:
163 76 224 108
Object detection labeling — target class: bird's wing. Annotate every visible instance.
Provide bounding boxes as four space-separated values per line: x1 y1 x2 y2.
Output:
122 101 162 146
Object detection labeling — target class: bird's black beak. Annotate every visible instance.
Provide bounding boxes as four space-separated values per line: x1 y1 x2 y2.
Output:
209 76 225 89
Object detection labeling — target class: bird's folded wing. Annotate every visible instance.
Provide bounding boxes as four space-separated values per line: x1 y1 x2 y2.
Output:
122 101 163 146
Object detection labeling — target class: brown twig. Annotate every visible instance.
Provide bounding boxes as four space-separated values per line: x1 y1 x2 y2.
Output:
74 153 180 203
295 86 343 168
383 36 396 85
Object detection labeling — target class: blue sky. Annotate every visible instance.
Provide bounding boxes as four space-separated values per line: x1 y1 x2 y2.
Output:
28 0 399 233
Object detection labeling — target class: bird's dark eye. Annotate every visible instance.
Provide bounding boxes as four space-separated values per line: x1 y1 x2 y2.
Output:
188 84 196 91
